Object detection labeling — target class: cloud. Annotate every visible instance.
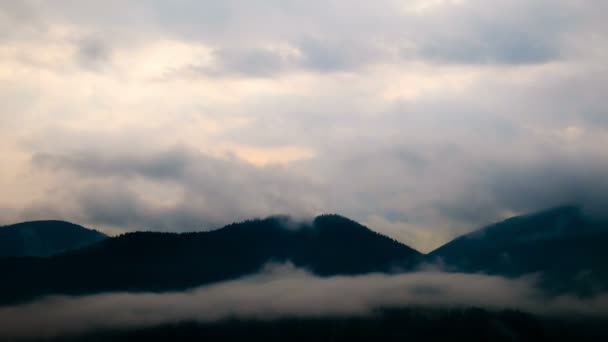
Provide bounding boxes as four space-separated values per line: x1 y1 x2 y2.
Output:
1 0 607 251
180 37 384 78
27 145 324 232
296 37 385 72
33 146 193 180
483 154 608 220
0 0 45 41
21 115 608 249
209 46 295 77
74 37 111 70
0 264 607 340
5 0 584 70
401 0 576 65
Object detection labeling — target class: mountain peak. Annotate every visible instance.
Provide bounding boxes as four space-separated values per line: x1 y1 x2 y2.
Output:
312 214 369 231
0 220 107 258
0 214 422 304
429 205 608 294
510 204 582 222
314 213 357 223
4 219 88 229
466 204 591 243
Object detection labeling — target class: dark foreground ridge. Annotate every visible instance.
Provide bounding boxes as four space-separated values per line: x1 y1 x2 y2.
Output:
52 308 608 342
0 214 422 305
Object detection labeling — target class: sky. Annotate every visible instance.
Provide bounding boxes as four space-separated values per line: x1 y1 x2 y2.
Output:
1 0 607 252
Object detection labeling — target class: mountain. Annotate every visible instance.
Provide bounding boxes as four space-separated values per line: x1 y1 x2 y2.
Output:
51 308 608 342
0 214 422 305
0 220 107 258
429 205 608 295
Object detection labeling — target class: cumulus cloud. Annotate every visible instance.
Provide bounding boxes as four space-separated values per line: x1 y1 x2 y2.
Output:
0 264 607 340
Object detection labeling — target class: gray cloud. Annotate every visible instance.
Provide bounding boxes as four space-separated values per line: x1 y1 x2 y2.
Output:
2 0 608 250
0 0 45 41
183 37 385 78
414 30 558 65
402 0 577 65
8 0 587 71
210 47 293 77
484 156 608 219
75 37 111 70
297 37 385 72
28 145 324 231
33 147 192 180
24 122 608 249
1 264 607 340
186 46 299 78
162 0 581 79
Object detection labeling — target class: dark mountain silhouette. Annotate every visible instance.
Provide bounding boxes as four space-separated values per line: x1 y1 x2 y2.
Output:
0 214 422 305
53 308 608 342
429 205 608 295
3 207 606 306
0 220 107 258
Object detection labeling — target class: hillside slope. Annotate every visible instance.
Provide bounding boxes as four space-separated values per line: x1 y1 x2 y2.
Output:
430 206 608 295
0 220 107 258
0 214 422 305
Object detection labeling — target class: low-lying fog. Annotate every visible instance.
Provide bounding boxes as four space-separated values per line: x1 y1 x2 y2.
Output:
1 264 607 339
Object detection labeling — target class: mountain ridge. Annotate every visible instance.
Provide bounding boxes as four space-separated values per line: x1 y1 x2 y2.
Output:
429 205 608 295
0 220 108 258
0 214 422 305
1 206 607 303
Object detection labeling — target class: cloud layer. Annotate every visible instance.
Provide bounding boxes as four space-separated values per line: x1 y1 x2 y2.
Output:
1 264 607 340
1 0 607 250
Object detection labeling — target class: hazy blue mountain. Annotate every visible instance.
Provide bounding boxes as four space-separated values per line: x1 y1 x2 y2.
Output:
429 205 608 295
0 214 422 305
0 220 107 258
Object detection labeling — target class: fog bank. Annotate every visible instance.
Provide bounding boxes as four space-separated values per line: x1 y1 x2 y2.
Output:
1 264 607 339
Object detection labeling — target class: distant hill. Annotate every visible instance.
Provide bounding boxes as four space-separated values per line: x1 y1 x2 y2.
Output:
0 220 107 258
429 205 608 295
0 214 422 305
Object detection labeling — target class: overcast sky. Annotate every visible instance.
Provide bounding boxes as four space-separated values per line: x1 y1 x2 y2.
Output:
1 0 607 251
